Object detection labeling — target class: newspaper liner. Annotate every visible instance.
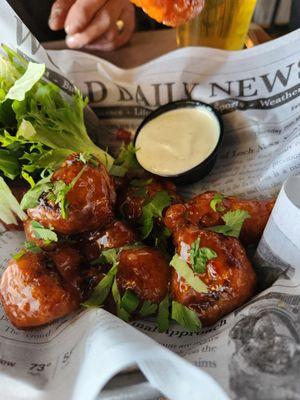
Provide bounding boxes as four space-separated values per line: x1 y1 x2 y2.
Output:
1 1 300 399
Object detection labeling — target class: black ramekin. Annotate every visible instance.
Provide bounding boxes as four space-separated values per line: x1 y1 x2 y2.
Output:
134 100 224 185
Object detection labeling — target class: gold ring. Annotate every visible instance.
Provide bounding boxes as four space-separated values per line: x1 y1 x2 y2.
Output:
116 19 125 33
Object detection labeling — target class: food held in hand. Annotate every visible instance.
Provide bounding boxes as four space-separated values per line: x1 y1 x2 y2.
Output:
170 225 257 326
131 0 205 26
26 154 116 235
165 191 275 246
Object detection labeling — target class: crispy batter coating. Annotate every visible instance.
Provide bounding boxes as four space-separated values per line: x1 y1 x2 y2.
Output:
131 0 205 26
80 220 138 262
164 191 275 246
118 178 180 224
171 225 257 326
117 246 170 303
0 251 81 328
27 155 116 235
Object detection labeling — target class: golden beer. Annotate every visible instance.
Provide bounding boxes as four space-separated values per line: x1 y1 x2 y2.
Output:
176 0 257 50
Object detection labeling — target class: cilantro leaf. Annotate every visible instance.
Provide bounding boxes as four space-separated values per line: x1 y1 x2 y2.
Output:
83 263 118 307
209 209 250 238
47 165 87 219
90 248 119 266
129 178 153 198
157 294 170 332
13 241 42 260
24 240 42 253
210 193 225 212
30 221 58 243
170 254 208 294
110 143 140 177
120 290 139 314
140 300 158 317
171 301 201 332
112 278 130 322
51 180 70 219
139 191 171 239
130 178 153 187
21 175 52 210
190 238 217 274
102 248 118 265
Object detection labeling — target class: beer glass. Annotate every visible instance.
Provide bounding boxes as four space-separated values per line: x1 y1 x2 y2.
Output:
176 0 257 50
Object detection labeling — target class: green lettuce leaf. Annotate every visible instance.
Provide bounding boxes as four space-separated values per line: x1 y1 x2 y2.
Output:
5 62 45 101
0 177 27 225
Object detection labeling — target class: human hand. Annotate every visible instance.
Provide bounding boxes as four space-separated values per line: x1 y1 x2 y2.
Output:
49 0 135 51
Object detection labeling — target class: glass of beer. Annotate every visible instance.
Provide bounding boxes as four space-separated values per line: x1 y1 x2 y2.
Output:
176 0 257 50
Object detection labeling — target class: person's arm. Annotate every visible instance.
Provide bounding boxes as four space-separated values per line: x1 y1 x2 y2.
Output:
49 0 135 50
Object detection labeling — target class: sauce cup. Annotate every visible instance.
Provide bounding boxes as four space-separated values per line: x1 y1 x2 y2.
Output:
134 100 224 185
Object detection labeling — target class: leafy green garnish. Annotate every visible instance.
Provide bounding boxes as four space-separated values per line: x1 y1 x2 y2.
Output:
0 46 113 182
139 191 171 239
0 127 71 182
20 175 52 210
157 294 170 332
129 178 153 198
102 248 118 265
90 248 119 266
82 248 120 307
110 143 140 177
5 62 45 101
140 300 158 317
79 152 99 166
171 301 201 332
50 164 88 219
112 278 130 322
0 149 20 180
130 178 153 187
120 290 139 314
50 180 70 219
21 165 87 218
30 221 58 243
190 238 217 274
0 177 27 224
170 254 208 294
210 193 225 212
83 263 118 307
209 210 250 238
13 241 42 260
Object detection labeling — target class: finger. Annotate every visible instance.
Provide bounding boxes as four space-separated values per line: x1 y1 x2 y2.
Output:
83 26 119 50
49 0 75 31
66 0 121 48
64 0 107 35
111 4 135 49
84 4 135 51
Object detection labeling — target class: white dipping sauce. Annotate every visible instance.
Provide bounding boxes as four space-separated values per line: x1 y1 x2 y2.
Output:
135 106 221 176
